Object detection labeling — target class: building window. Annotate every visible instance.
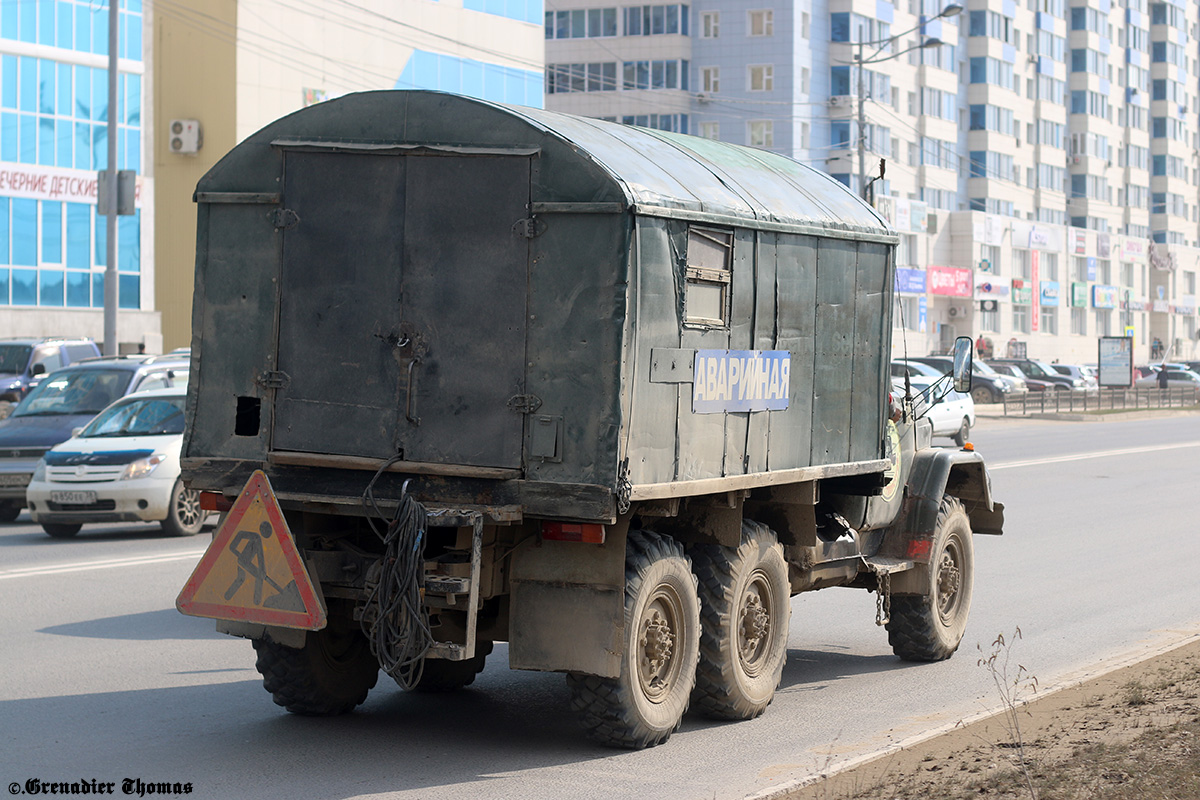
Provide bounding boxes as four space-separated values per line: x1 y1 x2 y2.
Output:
547 63 618 93
1040 306 1057 334
980 306 999 332
623 4 689 36
1012 249 1031 279
748 64 774 92
621 114 689 132
545 8 618 38
699 121 720 139
701 11 719 37
701 67 719 93
1013 304 1031 334
1070 307 1087 335
622 60 690 90
685 227 733 327
1042 252 1059 281
748 120 774 148
980 245 1000 273
748 9 774 36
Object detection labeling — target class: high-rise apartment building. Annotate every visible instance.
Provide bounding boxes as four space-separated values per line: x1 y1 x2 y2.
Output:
544 0 1200 364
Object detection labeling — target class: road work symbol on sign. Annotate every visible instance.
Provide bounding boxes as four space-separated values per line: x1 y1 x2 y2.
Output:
176 470 326 630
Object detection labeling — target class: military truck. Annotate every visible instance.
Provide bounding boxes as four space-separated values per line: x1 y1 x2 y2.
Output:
176 91 1003 749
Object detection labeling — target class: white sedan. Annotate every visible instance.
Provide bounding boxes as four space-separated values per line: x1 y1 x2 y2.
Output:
25 388 208 539
891 373 976 446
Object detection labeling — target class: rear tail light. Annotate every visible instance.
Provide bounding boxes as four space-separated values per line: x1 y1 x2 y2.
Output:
540 521 606 544
199 491 234 512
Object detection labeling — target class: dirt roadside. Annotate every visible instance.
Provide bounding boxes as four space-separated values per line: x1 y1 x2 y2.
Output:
772 636 1200 800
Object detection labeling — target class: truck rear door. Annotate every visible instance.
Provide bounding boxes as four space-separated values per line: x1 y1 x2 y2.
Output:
272 149 530 470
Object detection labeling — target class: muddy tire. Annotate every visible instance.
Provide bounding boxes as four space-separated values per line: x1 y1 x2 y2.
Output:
951 417 971 447
0 501 20 522
567 530 700 749
887 496 974 662
42 523 81 538
689 521 790 720
412 641 494 692
161 479 205 537
253 624 380 715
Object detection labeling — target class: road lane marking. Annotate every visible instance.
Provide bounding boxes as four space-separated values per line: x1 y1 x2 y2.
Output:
989 440 1200 470
0 550 206 580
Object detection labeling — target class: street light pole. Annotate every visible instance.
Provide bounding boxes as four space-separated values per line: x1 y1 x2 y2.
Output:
850 3 963 203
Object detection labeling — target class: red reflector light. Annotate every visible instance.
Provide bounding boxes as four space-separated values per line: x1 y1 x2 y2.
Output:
906 539 933 559
199 491 234 512
541 521 606 544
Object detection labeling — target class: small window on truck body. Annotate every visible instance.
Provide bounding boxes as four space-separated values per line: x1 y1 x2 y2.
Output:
684 227 733 327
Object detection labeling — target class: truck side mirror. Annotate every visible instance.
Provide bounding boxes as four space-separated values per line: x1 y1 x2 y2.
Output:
31 363 46 377
952 336 973 394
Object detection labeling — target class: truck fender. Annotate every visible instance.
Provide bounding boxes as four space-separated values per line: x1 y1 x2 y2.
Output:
507 519 630 678
883 448 1004 595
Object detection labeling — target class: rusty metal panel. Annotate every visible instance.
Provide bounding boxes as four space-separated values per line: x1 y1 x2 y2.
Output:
626 219 687 486
397 155 529 468
746 233 777 475
185 202 280 462
850 242 891 463
811 239 856 464
273 151 406 460
271 152 529 469
722 228 755 477
675 224 730 482
524 212 627 489
767 234 817 470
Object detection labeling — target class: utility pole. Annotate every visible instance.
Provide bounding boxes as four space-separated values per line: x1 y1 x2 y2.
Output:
103 0 119 356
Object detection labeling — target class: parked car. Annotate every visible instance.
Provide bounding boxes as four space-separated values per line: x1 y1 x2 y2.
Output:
988 362 1055 392
1050 364 1099 391
0 354 190 522
1133 366 1200 388
889 370 976 445
987 358 1083 392
25 388 208 539
0 337 101 403
903 355 1025 405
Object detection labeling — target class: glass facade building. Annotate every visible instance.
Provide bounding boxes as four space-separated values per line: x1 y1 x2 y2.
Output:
0 0 143 313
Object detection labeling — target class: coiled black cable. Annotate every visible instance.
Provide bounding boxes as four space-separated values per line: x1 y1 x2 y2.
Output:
361 463 432 690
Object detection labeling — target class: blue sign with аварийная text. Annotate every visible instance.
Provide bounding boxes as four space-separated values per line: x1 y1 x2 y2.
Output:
692 350 790 414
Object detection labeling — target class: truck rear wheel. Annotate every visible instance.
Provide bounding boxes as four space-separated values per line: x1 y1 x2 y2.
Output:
566 530 700 749
0 501 20 522
411 641 494 692
253 623 380 715
689 521 790 720
887 496 974 662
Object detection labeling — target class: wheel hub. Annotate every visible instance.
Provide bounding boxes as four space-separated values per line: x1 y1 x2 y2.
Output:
739 595 769 657
937 550 961 618
640 610 675 682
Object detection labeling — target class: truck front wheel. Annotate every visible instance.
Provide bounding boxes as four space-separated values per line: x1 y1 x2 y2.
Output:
253 623 380 715
689 521 790 720
567 530 700 749
887 496 974 661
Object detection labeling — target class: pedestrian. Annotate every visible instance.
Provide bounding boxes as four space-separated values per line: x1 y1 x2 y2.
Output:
1157 366 1169 390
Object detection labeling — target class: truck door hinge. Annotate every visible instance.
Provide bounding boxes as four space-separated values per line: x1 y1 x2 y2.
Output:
507 394 543 413
257 370 291 390
272 208 300 230
512 216 546 239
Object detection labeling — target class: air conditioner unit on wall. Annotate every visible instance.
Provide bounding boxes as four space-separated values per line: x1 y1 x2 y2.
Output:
169 119 203 155
947 305 969 318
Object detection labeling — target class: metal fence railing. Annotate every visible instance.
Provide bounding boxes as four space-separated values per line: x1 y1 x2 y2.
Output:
1002 387 1200 415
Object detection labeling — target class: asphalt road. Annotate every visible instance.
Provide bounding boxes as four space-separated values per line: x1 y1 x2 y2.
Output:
2 412 1198 800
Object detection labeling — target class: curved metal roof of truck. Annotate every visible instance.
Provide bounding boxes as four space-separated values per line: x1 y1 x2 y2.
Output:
196 90 893 241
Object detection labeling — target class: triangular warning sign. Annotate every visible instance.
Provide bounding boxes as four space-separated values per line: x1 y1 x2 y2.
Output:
177 470 327 630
